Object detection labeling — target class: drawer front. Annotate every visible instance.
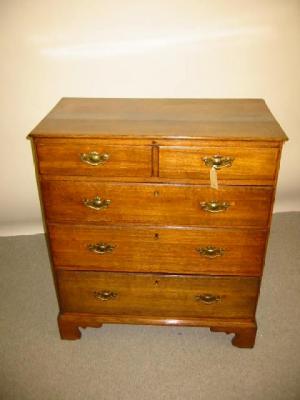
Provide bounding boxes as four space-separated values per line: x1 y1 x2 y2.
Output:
159 146 279 183
58 271 259 319
42 180 273 227
36 141 152 177
49 224 266 276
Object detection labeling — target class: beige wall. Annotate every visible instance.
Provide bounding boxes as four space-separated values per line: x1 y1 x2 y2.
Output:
1 0 299 235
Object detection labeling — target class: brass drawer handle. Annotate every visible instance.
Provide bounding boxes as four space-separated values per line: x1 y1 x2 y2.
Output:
94 290 118 301
196 246 224 258
80 151 110 166
83 196 111 210
202 155 234 170
195 294 221 304
200 201 230 213
88 242 115 254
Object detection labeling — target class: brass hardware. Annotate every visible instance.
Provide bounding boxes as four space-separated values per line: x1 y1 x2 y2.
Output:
88 243 115 254
202 155 234 170
200 201 230 213
94 290 117 301
154 191 160 197
196 246 224 258
83 196 111 210
195 294 221 304
80 151 110 166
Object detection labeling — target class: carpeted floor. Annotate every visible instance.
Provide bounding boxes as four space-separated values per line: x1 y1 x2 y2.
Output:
0 212 300 400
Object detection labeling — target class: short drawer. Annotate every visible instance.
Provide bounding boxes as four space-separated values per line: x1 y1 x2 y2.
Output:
159 146 279 184
42 180 273 228
49 224 267 276
58 271 259 319
35 140 152 177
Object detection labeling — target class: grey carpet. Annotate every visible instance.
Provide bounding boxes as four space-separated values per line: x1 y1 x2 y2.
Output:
0 213 300 400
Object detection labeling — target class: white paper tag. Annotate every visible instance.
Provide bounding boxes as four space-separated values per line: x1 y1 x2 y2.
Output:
210 167 218 190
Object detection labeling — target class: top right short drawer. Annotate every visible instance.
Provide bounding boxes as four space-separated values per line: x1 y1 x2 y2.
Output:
159 145 280 184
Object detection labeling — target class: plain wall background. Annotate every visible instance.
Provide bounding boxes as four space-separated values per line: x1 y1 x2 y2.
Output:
0 0 299 235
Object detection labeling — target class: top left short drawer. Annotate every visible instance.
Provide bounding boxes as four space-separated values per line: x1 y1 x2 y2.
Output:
35 140 152 177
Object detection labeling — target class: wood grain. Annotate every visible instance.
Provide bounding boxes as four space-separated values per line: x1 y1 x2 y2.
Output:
57 270 259 319
159 146 279 183
28 98 288 141
41 180 273 227
36 141 152 177
49 223 267 276
58 312 257 347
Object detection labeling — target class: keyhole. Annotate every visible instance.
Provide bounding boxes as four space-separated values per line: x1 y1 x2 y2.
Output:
154 233 160 240
154 191 159 197
154 280 160 286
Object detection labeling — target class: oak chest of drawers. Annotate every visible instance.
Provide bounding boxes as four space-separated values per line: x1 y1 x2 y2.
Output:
29 98 287 348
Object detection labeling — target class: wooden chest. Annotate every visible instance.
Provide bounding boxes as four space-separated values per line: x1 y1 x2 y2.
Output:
29 98 287 348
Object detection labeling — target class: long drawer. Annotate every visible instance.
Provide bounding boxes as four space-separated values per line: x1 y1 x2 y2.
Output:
49 224 267 276
41 180 273 227
159 146 279 183
58 271 259 319
36 140 152 177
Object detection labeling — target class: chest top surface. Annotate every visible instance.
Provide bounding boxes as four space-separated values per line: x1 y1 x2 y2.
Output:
29 98 287 141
